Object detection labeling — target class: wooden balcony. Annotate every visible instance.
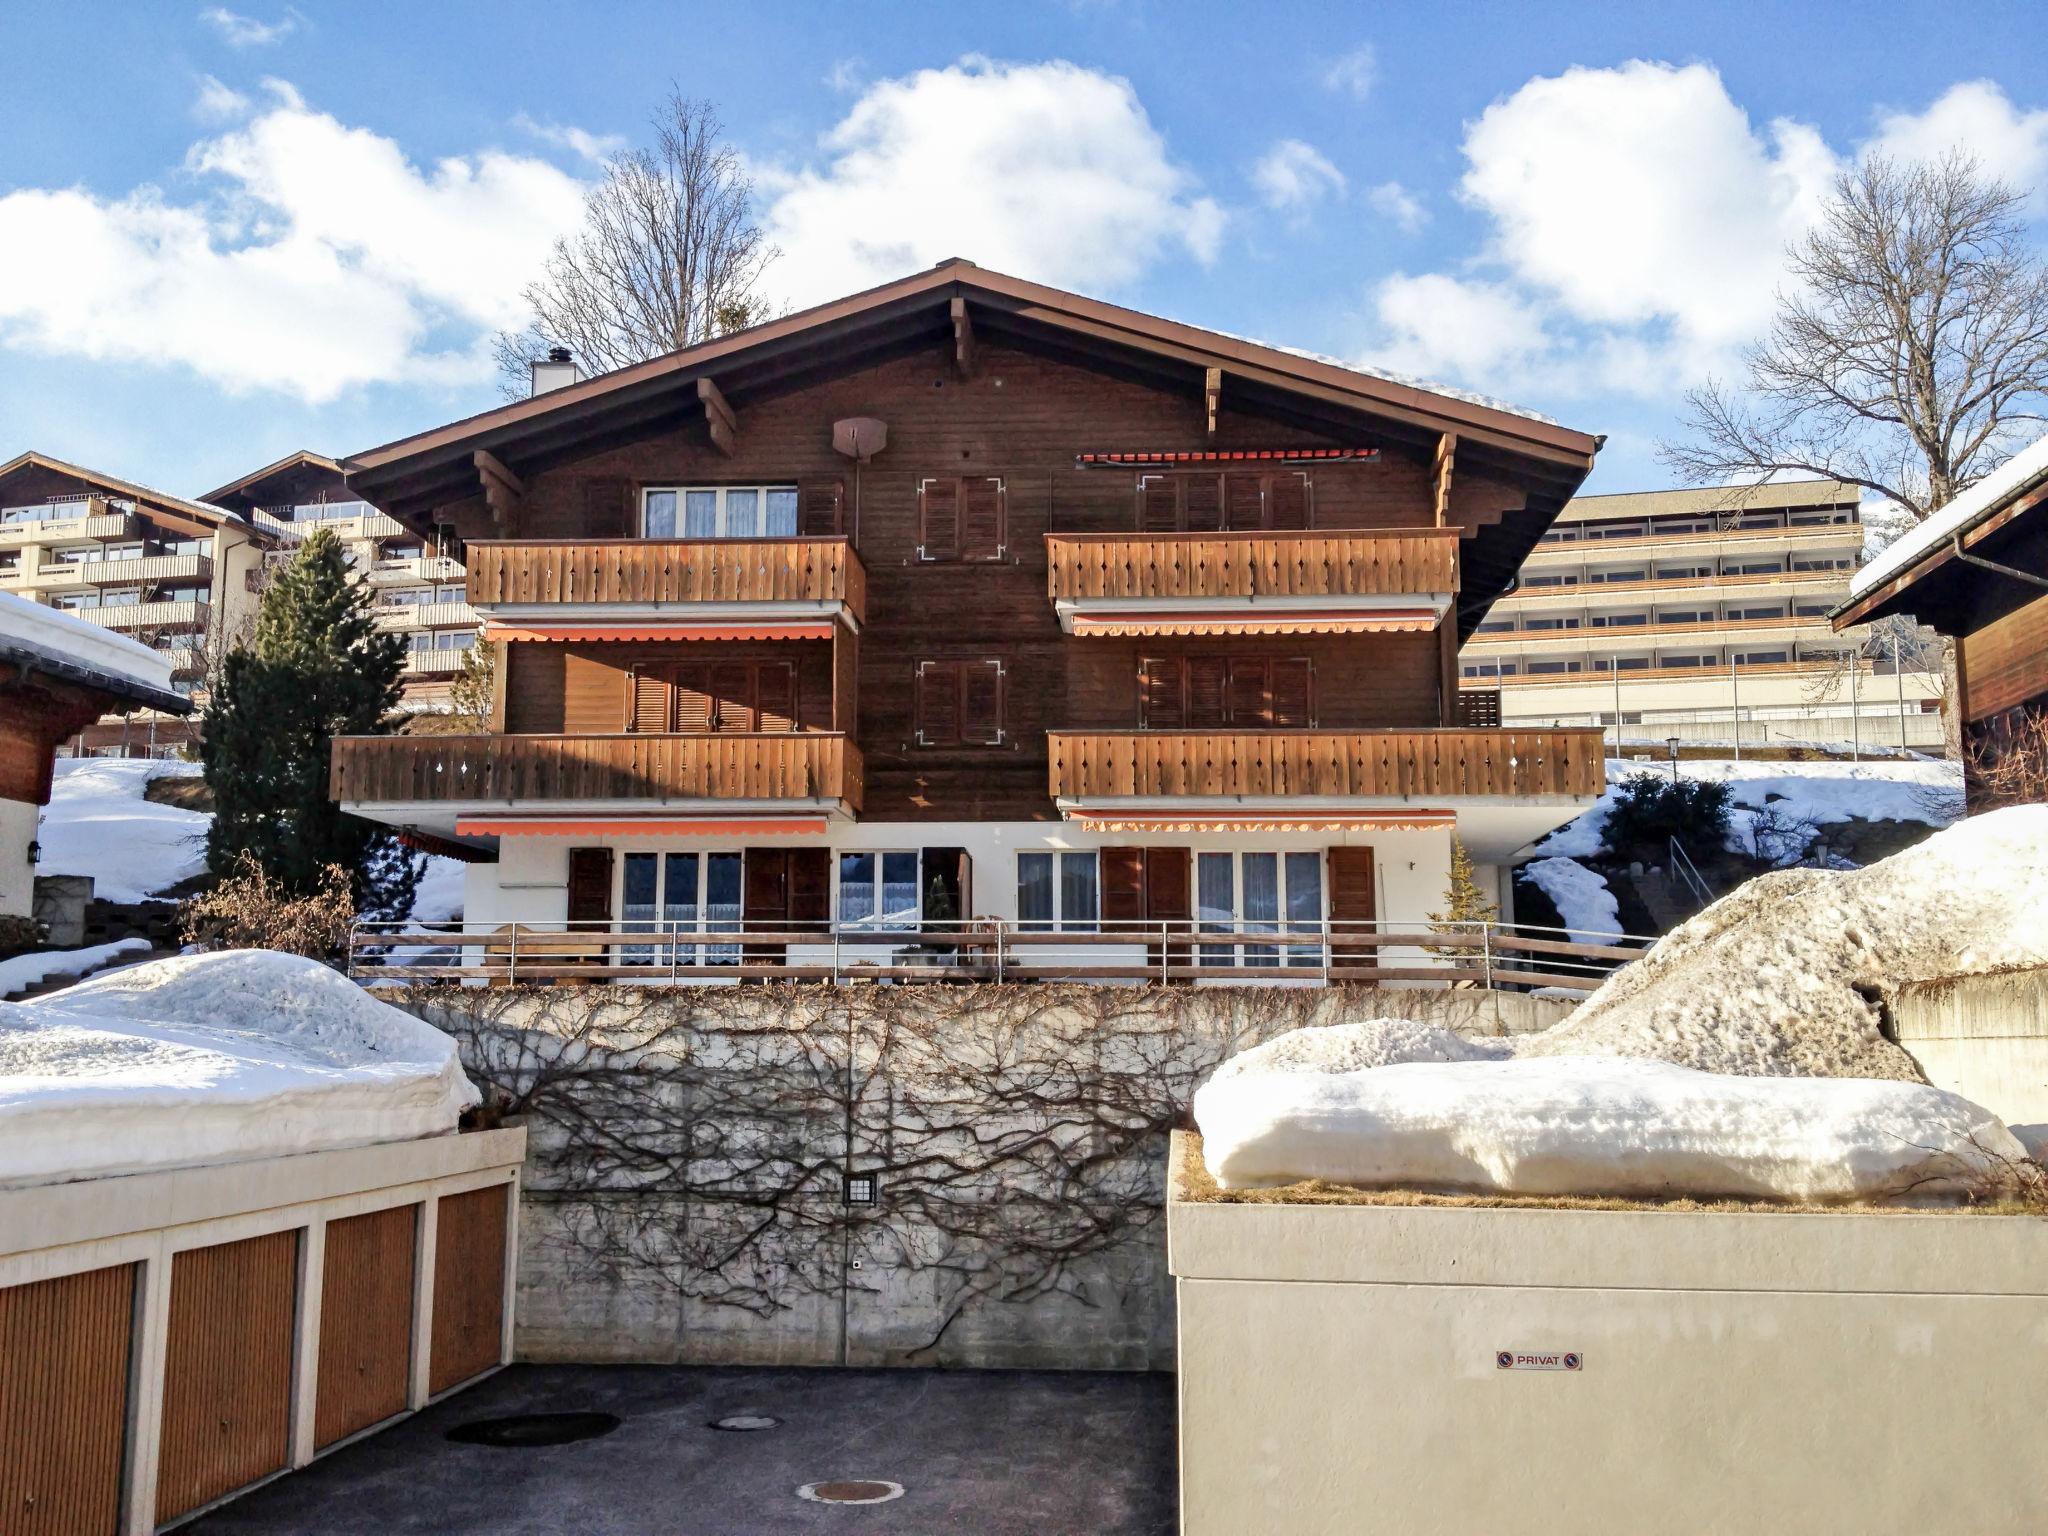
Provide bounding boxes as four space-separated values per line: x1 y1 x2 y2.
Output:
1046 728 1604 801
331 732 864 812
464 538 866 626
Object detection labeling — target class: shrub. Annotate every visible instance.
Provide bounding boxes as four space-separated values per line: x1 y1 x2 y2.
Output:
0 913 47 960
1600 773 1733 859
179 852 356 963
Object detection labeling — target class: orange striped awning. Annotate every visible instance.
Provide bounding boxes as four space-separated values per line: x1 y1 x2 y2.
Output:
484 621 835 644
1063 808 1457 833
456 816 830 837
1076 448 1379 465
1068 608 1440 637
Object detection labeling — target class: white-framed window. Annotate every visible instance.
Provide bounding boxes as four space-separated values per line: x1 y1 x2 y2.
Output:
620 850 744 966
837 851 920 930
1015 851 1100 932
1195 852 1324 969
643 485 799 540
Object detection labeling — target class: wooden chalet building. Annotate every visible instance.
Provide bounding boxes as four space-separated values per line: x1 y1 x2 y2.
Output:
1835 435 2048 805
332 261 1608 981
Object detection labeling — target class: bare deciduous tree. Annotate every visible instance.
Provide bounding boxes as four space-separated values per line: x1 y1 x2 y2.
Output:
1665 153 2048 520
1967 706 2048 808
493 92 778 399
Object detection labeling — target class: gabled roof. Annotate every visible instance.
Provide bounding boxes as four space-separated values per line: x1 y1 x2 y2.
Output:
200 449 346 511
0 450 256 539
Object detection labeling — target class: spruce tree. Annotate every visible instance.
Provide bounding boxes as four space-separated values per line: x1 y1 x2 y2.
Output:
1426 835 1499 968
201 528 423 918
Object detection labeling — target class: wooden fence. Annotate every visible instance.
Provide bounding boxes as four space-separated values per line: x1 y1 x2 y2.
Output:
1046 529 1460 601
466 537 866 623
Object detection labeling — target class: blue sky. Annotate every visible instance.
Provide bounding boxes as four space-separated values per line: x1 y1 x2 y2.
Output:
3 1 2046 500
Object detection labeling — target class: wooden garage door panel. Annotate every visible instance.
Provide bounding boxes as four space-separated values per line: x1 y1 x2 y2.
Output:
0 1263 136 1536
430 1186 508 1395
316 1204 419 1449
156 1230 298 1525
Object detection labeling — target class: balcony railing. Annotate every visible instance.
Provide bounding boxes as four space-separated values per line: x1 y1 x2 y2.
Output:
400 649 472 676
1526 523 1857 560
1046 728 1605 800
254 506 406 542
86 600 210 632
1045 529 1459 601
67 553 213 587
331 731 864 811
1466 614 1828 650
346 914 1649 993
377 600 477 631
368 554 464 585
465 538 866 624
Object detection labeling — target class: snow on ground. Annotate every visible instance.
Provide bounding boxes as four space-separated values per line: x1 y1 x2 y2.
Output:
1518 857 1622 944
410 854 467 922
0 939 152 1001
39 758 209 902
0 950 478 1186
1208 1020 1509 1085
1195 1053 2022 1202
1524 805 2048 1079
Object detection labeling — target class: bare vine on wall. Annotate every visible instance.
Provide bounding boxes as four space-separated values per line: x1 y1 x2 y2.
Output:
408 982 1349 1351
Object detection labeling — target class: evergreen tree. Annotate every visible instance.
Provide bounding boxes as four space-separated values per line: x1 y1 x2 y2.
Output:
1427 835 1499 967
201 528 423 918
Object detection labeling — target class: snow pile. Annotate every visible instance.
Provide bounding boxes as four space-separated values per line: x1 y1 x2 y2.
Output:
38 759 209 903
1518 857 1621 944
0 590 175 695
0 939 151 1001
1209 1020 1508 1086
1195 1054 2023 1202
1525 806 2048 1079
0 950 478 1186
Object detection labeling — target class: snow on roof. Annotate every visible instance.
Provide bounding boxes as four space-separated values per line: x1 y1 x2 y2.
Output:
1197 323 1562 426
0 590 176 699
0 949 479 1187
1847 432 2048 600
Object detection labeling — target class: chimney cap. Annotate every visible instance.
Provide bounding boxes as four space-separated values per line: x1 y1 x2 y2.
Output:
547 346 572 364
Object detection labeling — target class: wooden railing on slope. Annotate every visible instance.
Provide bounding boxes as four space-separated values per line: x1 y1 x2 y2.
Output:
1046 728 1605 800
1045 529 1459 601
330 732 863 810
465 537 865 623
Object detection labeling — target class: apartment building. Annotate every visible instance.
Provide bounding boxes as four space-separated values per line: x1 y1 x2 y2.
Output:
0 452 269 756
328 260 1609 982
202 451 476 713
1460 480 1946 752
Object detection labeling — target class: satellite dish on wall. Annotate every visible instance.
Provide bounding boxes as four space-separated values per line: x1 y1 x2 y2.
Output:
833 417 888 462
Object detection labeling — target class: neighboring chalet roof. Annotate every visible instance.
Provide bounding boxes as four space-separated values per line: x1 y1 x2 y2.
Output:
0 450 261 542
199 449 349 515
341 260 1601 639
1833 434 2048 635
0 591 190 715
1558 478 1859 525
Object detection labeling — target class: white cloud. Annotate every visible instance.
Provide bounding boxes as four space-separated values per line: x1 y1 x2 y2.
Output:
1253 139 1346 212
0 89 588 403
193 75 250 122
826 57 864 93
198 7 299 48
760 57 1224 307
1369 273 1555 383
513 113 626 164
1322 46 1376 102
1867 79 2048 191
1366 180 1426 233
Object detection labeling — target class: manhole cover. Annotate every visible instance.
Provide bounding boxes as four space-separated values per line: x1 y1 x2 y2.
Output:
446 1411 621 1447
797 1479 905 1505
710 1414 781 1431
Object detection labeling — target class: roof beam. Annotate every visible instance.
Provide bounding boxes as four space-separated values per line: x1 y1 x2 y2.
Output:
951 296 974 379
473 450 526 537
1433 433 1457 527
1205 367 1222 436
697 377 739 457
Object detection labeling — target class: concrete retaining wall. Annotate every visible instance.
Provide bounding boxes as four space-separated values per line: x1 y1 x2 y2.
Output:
395 983 1573 1372
1893 967 2048 1132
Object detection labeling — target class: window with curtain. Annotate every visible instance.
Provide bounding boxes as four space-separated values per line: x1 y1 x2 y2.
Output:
619 850 743 966
838 851 921 929
643 485 800 539
1016 851 1100 932
1194 851 1324 968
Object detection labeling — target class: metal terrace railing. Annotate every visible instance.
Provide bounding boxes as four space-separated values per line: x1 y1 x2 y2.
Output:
346 916 1651 993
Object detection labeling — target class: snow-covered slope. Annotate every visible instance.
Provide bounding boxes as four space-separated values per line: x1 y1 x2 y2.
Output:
1518 856 1621 943
0 950 479 1186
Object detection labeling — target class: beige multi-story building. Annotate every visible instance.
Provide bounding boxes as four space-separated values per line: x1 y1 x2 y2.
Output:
0 451 271 756
1460 480 1946 753
202 451 476 714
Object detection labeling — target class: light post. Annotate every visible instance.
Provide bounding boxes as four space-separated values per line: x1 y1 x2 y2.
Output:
1667 736 1681 785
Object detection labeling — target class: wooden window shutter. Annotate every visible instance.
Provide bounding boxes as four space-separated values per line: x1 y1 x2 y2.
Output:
1182 475 1225 533
916 660 960 745
919 478 959 560
567 847 614 923
1139 475 1177 533
798 478 844 536
1101 847 1146 927
1140 657 1183 730
756 662 797 733
1187 656 1230 729
671 664 714 732
1269 472 1310 530
743 849 789 927
1224 473 1265 531
788 847 832 928
960 659 1004 745
1327 847 1376 925
628 665 672 732
1143 848 1191 922
960 477 1004 561
707 661 754 731
582 476 633 538
1271 658 1313 727
1223 657 1266 726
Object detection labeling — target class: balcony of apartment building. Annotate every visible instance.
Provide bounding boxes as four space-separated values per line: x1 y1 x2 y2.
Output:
0 494 143 546
251 499 407 544
1525 506 1861 564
